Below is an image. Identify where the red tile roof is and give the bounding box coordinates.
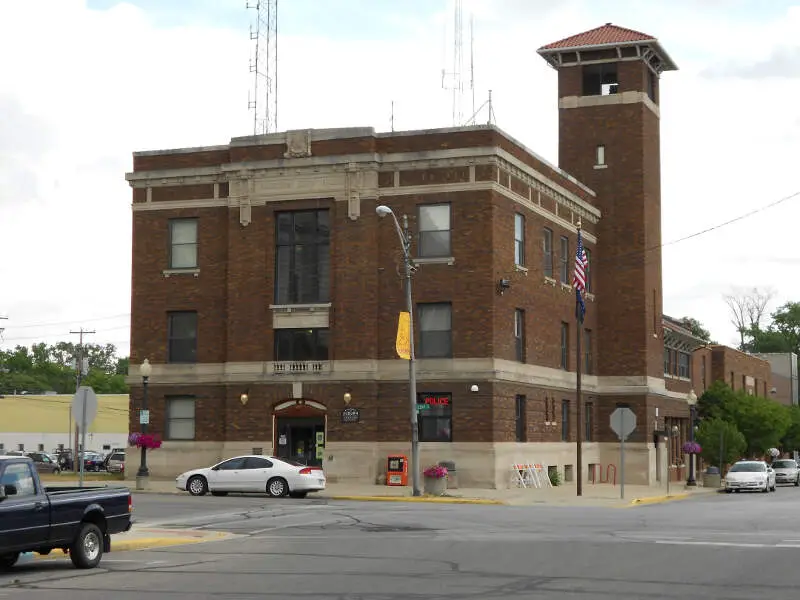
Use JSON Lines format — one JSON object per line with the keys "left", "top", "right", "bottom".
{"left": 538, "top": 23, "right": 655, "bottom": 51}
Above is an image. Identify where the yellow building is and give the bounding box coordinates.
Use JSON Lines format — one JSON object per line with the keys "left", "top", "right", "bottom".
{"left": 0, "top": 394, "right": 129, "bottom": 454}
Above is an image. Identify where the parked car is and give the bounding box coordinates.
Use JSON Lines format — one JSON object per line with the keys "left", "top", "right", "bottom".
{"left": 723, "top": 460, "right": 777, "bottom": 493}
{"left": 0, "top": 455, "right": 133, "bottom": 569}
{"left": 175, "top": 455, "right": 326, "bottom": 499}
{"left": 106, "top": 452, "right": 125, "bottom": 474}
{"left": 82, "top": 452, "right": 106, "bottom": 472}
{"left": 771, "top": 459, "right": 800, "bottom": 486}
{"left": 25, "top": 452, "right": 61, "bottom": 475}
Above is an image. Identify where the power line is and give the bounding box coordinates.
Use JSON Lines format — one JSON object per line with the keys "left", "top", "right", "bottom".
{"left": 0, "top": 325, "right": 129, "bottom": 343}
{"left": 1, "top": 313, "right": 129, "bottom": 330}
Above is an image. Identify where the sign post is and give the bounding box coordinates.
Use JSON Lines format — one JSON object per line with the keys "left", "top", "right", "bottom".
{"left": 610, "top": 406, "right": 637, "bottom": 500}
{"left": 70, "top": 386, "right": 98, "bottom": 488}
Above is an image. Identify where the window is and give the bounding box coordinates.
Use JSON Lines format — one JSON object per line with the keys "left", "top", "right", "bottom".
{"left": 514, "top": 213, "right": 525, "bottom": 266}
{"left": 584, "top": 248, "right": 592, "bottom": 293}
{"left": 244, "top": 457, "right": 274, "bottom": 469}
{"left": 560, "top": 322, "right": 569, "bottom": 370}
{"left": 275, "top": 209, "right": 330, "bottom": 304}
{"left": 275, "top": 329, "right": 329, "bottom": 362}
{"left": 17, "top": 444, "right": 23, "bottom": 451}
{"left": 168, "top": 311, "right": 197, "bottom": 363}
{"left": 582, "top": 63, "right": 618, "bottom": 96}
{"left": 559, "top": 236, "right": 569, "bottom": 284}
{"left": 542, "top": 228, "right": 553, "bottom": 277}
{"left": 418, "top": 204, "right": 451, "bottom": 258}
{"left": 0, "top": 462, "right": 36, "bottom": 497}
{"left": 561, "top": 400, "right": 570, "bottom": 441}
{"left": 647, "top": 69, "right": 657, "bottom": 103}
{"left": 166, "top": 396, "right": 195, "bottom": 440}
{"left": 514, "top": 309, "right": 526, "bottom": 362}
{"left": 168, "top": 218, "right": 198, "bottom": 269}
{"left": 215, "top": 457, "right": 247, "bottom": 470}
{"left": 515, "top": 395, "right": 527, "bottom": 442}
{"left": 663, "top": 348, "right": 670, "bottom": 375}
{"left": 595, "top": 145, "right": 605, "bottom": 166}
{"left": 584, "top": 329, "right": 592, "bottom": 374}
{"left": 678, "top": 352, "right": 690, "bottom": 379}
{"left": 585, "top": 402, "right": 594, "bottom": 442}
{"left": 418, "top": 303, "right": 452, "bottom": 358}
{"left": 417, "top": 393, "right": 452, "bottom": 442}
{"left": 37, "top": 444, "right": 44, "bottom": 452}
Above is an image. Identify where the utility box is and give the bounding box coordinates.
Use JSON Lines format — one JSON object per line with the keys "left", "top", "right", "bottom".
{"left": 386, "top": 455, "right": 408, "bottom": 486}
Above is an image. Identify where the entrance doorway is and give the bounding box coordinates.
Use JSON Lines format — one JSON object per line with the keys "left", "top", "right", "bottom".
{"left": 275, "top": 417, "right": 325, "bottom": 467}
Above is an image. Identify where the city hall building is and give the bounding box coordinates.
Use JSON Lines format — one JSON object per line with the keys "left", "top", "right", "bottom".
{"left": 125, "top": 24, "right": 758, "bottom": 488}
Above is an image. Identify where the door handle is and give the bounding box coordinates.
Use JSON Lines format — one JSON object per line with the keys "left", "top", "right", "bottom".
{"left": 34, "top": 502, "right": 45, "bottom": 511}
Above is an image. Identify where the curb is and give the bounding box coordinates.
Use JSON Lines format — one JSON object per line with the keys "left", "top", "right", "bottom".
{"left": 327, "top": 495, "right": 506, "bottom": 505}
{"left": 28, "top": 531, "right": 230, "bottom": 560}
{"left": 628, "top": 492, "right": 691, "bottom": 506}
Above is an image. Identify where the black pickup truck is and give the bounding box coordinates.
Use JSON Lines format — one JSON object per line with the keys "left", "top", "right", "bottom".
{"left": 0, "top": 455, "right": 133, "bottom": 570}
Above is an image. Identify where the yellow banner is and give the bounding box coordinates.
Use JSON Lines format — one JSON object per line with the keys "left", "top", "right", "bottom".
{"left": 396, "top": 311, "right": 411, "bottom": 360}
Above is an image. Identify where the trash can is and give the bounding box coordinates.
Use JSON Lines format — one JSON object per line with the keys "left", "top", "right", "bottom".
{"left": 438, "top": 460, "right": 458, "bottom": 489}
{"left": 386, "top": 455, "right": 408, "bottom": 486}
{"left": 702, "top": 466, "right": 721, "bottom": 488}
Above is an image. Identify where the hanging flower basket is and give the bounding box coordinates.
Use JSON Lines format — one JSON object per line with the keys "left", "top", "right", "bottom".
{"left": 129, "top": 433, "right": 163, "bottom": 450}
{"left": 682, "top": 441, "right": 702, "bottom": 455}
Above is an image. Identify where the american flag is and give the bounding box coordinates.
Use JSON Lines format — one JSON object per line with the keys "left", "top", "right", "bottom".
{"left": 573, "top": 228, "right": 588, "bottom": 322}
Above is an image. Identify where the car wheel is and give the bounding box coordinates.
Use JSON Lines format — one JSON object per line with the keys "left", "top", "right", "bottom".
{"left": 69, "top": 522, "right": 103, "bottom": 569}
{"left": 725, "top": 489, "right": 733, "bottom": 493}
{"left": 289, "top": 491, "right": 308, "bottom": 499}
{"left": 0, "top": 553, "right": 19, "bottom": 570}
{"left": 795, "top": 476, "right": 799, "bottom": 487}
{"left": 762, "top": 482, "right": 769, "bottom": 493}
{"left": 187, "top": 475, "right": 208, "bottom": 496}
{"left": 267, "top": 477, "right": 288, "bottom": 498}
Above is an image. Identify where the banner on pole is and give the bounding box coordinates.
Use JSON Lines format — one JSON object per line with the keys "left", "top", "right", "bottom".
{"left": 396, "top": 311, "right": 410, "bottom": 360}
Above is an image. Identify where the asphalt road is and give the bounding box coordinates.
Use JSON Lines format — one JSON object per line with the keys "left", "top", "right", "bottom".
{"left": 3, "top": 485, "right": 800, "bottom": 599}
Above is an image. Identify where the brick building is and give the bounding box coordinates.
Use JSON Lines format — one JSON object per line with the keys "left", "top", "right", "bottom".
{"left": 755, "top": 352, "right": 798, "bottom": 407}
{"left": 126, "top": 24, "right": 702, "bottom": 488}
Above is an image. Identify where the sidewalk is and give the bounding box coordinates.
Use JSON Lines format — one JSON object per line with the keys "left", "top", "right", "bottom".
{"left": 45, "top": 477, "right": 719, "bottom": 508}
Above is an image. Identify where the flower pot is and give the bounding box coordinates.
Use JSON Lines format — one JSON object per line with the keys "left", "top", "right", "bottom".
{"left": 424, "top": 476, "right": 447, "bottom": 496}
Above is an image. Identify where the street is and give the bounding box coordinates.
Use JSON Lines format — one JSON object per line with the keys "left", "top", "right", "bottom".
{"left": 2, "top": 488, "right": 800, "bottom": 599}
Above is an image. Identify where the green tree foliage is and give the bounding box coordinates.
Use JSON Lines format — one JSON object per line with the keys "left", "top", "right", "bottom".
{"left": 697, "top": 382, "right": 794, "bottom": 458}
{"left": 781, "top": 406, "right": 800, "bottom": 453}
{"left": 696, "top": 418, "right": 747, "bottom": 467}
{"left": 680, "top": 316, "right": 713, "bottom": 343}
{"left": 0, "top": 343, "right": 129, "bottom": 395}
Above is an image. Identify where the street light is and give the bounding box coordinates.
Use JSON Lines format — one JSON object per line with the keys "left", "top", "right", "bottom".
{"left": 376, "top": 204, "right": 421, "bottom": 497}
{"left": 686, "top": 389, "right": 698, "bottom": 487}
{"left": 137, "top": 358, "right": 152, "bottom": 482}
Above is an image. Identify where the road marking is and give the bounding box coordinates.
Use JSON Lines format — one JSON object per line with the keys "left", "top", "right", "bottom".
{"left": 654, "top": 539, "right": 800, "bottom": 549}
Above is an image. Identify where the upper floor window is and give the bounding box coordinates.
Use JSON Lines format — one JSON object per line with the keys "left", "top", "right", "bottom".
{"left": 595, "top": 145, "right": 606, "bottom": 166}
{"left": 543, "top": 228, "right": 553, "bottom": 278}
{"left": 514, "top": 213, "right": 525, "bottom": 267}
{"left": 515, "top": 395, "right": 527, "bottom": 443}
{"left": 678, "top": 352, "right": 690, "bottom": 379}
{"left": 275, "top": 210, "right": 330, "bottom": 305}
{"left": 418, "top": 303, "right": 452, "bottom": 358}
{"left": 584, "top": 248, "right": 592, "bottom": 293}
{"left": 560, "top": 322, "right": 569, "bottom": 370}
{"left": 418, "top": 204, "right": 451, "bottom": 258}
{"left": 514, "top": 309, "right": 526, "bottom": 362}
{"left": 561, "top": 399, "right": 570, "bottom": 441}
{"left": 275, "top": 328, "right": 329, "bottom": 362}
{"left": 169, "top": 218, "right": 198, "bottom": 269}
{"left": 559, "top": 236, "right": 569, "bottom": 284}
{"left": 168, "top": 311, "right": 197, "bottom": 363}
{"left": 165, "top": 396, "right": 196, "bottom": 440}
{"left": 582, "top": 63, "right": 618, "bottom": 96}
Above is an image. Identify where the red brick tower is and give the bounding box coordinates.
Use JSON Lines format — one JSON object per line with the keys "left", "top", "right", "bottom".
{"left": 538, "top": 24, "right": 678, "bottom": 381}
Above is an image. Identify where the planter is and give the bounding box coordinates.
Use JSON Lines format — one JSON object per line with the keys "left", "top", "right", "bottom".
{"left": 423, "top": 476, "right": 447, "bottom": 496}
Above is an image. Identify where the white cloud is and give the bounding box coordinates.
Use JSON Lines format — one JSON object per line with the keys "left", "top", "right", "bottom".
{"left": 0, "top": 0, "right": 797, "bottom": 354}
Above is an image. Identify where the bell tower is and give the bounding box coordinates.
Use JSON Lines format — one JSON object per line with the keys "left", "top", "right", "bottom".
{"left": 538, "top": 24, "right": 678, "bottom": 382}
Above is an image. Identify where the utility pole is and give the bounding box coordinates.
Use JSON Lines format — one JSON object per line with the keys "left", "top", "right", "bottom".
{"left": 70, "top": 328, "right": 95, "bottom": 464}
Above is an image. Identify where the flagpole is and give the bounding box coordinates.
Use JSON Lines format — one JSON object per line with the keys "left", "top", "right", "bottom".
{"left": 576, "top": 219, "right": 584, "bottom": 498}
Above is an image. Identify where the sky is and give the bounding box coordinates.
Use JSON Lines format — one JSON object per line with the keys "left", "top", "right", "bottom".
{"left": 0, "top": 0, "right": 798, "bottom": 355}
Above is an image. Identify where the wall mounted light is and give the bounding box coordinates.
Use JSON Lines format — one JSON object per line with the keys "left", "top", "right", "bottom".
{"left": 343, "top": 391, "right": 352, "bottom": 405}
{"left": 497, "top": 278, "right": 511, "bottom": 295}
{"left": 240, "top": 390, "right": 249, "bottom": 406}
{"left": 470, "top": 384, "right": 479, "bottom": 393}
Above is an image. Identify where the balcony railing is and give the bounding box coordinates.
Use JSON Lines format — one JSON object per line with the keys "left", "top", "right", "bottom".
{"left": 272, "top": 361, "right": 331, "bottom": 375}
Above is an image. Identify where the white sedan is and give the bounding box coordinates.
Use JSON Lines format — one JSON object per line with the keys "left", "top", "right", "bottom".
{"left": 772, "top": 459, "right": 800, "bottom": 486}
{"left": 176, "top": 455, "right": 326, "bottom": 499}
{"left": 723, "top": 460, "right": 776, "bottom": 493}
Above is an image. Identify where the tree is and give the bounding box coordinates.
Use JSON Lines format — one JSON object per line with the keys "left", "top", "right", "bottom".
{"left": 696, "top": 418, "right": 747, "bottom": 468}
{"left": 725, "top": 393, "right": 792, "bottom": 457}
{"left": 723, "top": 287, "right": 775, "bottom": 350}
{"left": 770, "top": 301, "right": 800, "bottom": 355}
{"left": 781, "top": 406, "right": 800, "bottom": 453}
{"left": 680, "top": 316, "right": 713, "bottom": 343}
{"left": 697, "top": 380, "right": 737, "bottom": 421}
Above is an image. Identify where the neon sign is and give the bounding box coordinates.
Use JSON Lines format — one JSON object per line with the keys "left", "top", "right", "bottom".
{"left": 417, "top": 394, "right": 451, "bottom": 407}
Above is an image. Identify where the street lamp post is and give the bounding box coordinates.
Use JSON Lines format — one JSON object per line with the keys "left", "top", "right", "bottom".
{"left": 376, "top": 204, "right": 421, "bottom": 497}
{"left": 137, "top": 358, "right": 152, "bottom": 484}
{"left": 686, "top": 389, "right": 698, "bottom": 487}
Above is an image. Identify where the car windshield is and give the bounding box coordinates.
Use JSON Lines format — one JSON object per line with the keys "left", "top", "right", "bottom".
{"left": 773, "top": 460, "right": 797, "bottom": 469}
{"left": 729, "top": 463, "right": 765, "bottom": 473}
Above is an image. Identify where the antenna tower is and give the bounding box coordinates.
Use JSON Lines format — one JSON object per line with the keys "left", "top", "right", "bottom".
{"left": 441, "top": 0, "right": 473, "bottom": 126}
{"left": 0, "top": 315, "right": 6, "bottom": 342}
{"left": 247, "top": 0, "right": 278, "bottom": 135}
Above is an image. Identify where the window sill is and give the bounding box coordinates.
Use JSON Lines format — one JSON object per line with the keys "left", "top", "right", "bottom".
{"left": 270, "top": 304, "right": 332, "bottom": 329}
{"left": 414, "top": 256, "right": 455, "bottom": 266}
{"left": 269, "top": 303, "right": 332, "bottom": 312}
{"left": 544, "top": 276, "right": 557, "bottom": 287}
{"left": 593, "top": 164, "right": 608, "bottom": 170}
{"left": 560, "top": 282, "right": 572, "bottom": 292}
{"left": 163, "top": 268, "right": 200, "bottom": 278}
{"left": 514, "top": 264, "right": 528, "bottom": 274}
